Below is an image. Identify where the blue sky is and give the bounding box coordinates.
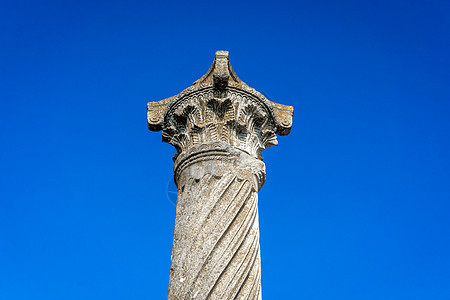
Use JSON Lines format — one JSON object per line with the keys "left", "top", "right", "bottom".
{"left": 1, "top": 0, "right": 449, "bottom": 299}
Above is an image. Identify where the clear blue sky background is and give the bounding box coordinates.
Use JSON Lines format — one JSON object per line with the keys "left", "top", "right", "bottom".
{"left": 1, "top": 0, "right": 449, "bottom": 299}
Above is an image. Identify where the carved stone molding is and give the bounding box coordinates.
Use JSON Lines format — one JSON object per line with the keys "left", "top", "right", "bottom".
{"left": 148, "top": 51, "right": 293, "bottom": 161}
{"left": 174, "top": 141, "right": 266, "bottom": 191}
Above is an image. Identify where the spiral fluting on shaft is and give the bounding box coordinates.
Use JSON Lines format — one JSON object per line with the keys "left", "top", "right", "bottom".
{"left": 168, "top": 143, "right": 264, "bottom": 300}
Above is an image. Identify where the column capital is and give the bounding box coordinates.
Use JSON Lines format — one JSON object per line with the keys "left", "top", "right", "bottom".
{"left": 147, "top": 51, "right": 293, "bottom": 160}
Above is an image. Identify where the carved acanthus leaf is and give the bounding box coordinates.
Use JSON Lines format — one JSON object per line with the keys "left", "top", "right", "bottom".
{"left": 147, "top": 51, "right": 293, "bottom": 160}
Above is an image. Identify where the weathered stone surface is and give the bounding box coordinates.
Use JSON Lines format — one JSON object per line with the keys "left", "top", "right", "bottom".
{"left": 147, "top": 51, "right": 293, "bottom": 299}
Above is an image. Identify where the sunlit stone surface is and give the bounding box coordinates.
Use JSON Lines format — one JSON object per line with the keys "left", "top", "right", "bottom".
{"left": 147, "top": 51, "right": 293, "bottom": 299}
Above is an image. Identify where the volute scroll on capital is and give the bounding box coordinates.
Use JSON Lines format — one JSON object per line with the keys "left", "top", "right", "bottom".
{"left": 147, "top": 51, "right": 293, "bottom": 160}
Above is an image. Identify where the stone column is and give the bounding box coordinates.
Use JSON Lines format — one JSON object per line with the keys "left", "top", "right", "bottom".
{"left": 147, "top": 51, "right": 293, "bottom": 299}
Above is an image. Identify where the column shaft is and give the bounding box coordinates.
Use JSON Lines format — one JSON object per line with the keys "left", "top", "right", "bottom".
{"left": 168, "top": 142, "right": 264, "bottom": 299}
